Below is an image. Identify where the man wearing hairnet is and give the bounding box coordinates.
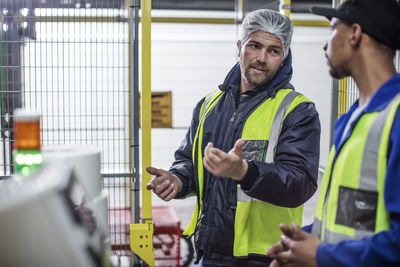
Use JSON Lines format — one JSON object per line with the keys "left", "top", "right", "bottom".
{"left": 146, "top": 9, "right": 320, "bottom": 266}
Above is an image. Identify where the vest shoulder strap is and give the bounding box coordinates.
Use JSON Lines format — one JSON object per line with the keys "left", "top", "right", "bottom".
{"left": 238, "top": 90, "right": 308, "bottom": 202}
{"left": 266, "top": 90, "right": 303, "bottom": 163}
{"left": 199, "top": 90, "right": 223, "bottom": 121}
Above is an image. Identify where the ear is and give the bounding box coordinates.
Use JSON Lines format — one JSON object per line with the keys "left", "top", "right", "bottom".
{"left": 350, "top": 23, "right": 362, "bottom": 47}
{"left": 237, "top": 40, "right": 242, "bottom": 57}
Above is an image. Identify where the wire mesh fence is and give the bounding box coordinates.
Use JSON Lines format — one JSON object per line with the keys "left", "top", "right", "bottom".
{"left": 0, "top": 2, "right": 237, "bottom": 265}
{"left": 0, "top": 0, "right": 132, "bottom": 257}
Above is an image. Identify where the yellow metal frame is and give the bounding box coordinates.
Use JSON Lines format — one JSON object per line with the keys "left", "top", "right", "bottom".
{"left": 283, "top": 0, "right": 291, "bottom": 17}
{"left": 141, "top": 0, "right": 152, "bottom": 225}
{"left": 292, "top": 20, "right": 329, "bottom": 27}
{"left": 129, "top": 0, "right": 154, "bottom": 266}
{"left": 141, "top": 0, "right": 151, "bottom": 226}
{"left": 130, "top": 223, "right": 154, "bottom": 266}
{"left": 152, "top": 17, "right": 234, "bottom": 24}
{"left": 338, "top": 77, "right": 349, "bottom": 118}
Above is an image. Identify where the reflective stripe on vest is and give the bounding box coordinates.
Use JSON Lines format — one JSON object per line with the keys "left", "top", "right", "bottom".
{"left": 312, "top": 94, "right": 400, "bottom": 243}
{"left": 234, "top": 89, "right": 311, "bottom": 256}
{"left": 183, "top": 90, "right": 223, "bottom": 236}
{"left": 236, "top": 90, "right": 300, "bottom": 203}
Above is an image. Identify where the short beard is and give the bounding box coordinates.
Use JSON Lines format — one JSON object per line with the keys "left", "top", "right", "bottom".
{"left": 327, "top": 58, "right": 351, "bottom": 79}
{"left": 244, "top": 67, "right": 277, "bottom": 88}
{"left": 329, "top": 67, "right": 351, "bottom": 80}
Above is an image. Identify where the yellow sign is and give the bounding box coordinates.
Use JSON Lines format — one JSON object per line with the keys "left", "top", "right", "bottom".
{"left": 139, "top": 91, "right": 172, "bottom": 128}
{"left": 151, "top": 91, "right": 172, "bottom": 128}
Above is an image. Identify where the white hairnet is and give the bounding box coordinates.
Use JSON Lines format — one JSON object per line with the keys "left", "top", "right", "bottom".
{"left": 240, "top": 9, "right": 293, "bottom": 58}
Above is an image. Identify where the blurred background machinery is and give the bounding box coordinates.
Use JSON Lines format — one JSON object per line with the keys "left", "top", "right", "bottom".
{"left": 0, "top": 159, "right": 111, "bottom": 267}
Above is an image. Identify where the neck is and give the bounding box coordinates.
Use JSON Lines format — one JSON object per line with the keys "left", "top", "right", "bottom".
{"left": 351, "top": 47, "right": 396, "bottom": 106}
{"left": 240, "top": 77, "right": 254, "bottom": 93}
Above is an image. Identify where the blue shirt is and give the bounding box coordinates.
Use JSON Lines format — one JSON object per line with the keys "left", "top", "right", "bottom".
{"left": 313, "top": 74, "right": 400, "bottom": 266}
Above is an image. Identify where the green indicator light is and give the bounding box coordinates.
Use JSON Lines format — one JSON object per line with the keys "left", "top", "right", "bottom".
{"left": 21, "top": 166, "right": 31, "bottom": 177}
{"left": 14, "top": 150, "right": 43, "bottom": 178}
{"left": 15, "top": 153, "right": 25, "bottom": 165}
{"left": 33, "top": 154, "right": 43, "bottom": 164}
{"left": 25, "top": 154, "right": 33, "bottom": 165}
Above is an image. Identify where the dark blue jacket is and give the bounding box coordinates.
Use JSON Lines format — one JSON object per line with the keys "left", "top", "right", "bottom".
{"left": 170, "top": 51, "right": 321, "bottom": 265}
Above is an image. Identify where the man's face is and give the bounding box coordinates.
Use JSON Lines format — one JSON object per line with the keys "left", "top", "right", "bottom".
{"left": 323, "top": 18, "right": 352, "bottom": 79}
{"left": 238, "top": 31, "right": 284, "bottom": 92}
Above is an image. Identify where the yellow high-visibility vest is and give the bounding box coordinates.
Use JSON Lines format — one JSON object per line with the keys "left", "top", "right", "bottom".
{"left": 312, "top": 94, "right": 400, "bottom": 243}
{"left": 184, "top": 88, "right": 311, "bottom": 257}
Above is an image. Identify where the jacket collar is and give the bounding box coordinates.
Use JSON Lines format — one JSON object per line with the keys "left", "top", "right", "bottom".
{"left": 364, "top": 73, "right": 400, "bottom": 112}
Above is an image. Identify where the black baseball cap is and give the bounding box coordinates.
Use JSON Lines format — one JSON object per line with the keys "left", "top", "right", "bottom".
{"left": 310, "top": 0, "right": 400, "bottom": 50}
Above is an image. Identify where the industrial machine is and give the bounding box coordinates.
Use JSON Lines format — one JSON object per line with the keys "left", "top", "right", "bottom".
{"left": 0, "top": 160, "right": 112, "bottom": 267}
{"left": 42, "top": 145, "right": 110, "bottom": 249}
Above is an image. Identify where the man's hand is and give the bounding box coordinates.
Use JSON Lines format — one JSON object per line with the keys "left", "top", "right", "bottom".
{"left": 203, "top": 139, "right": 248, "bottom": 182}
{"left": 146, "top": 166, "right": 182, "bottom": 201}
{"left": 267, "top": 222, "right": 321, "bottom": 267}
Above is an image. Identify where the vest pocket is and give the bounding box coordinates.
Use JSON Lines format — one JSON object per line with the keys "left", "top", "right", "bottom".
{"left": 242, "top": 140, "right": 268, "bottom": 161}
{"left": 335, "top": 186, "right": 377, "bottom": 231}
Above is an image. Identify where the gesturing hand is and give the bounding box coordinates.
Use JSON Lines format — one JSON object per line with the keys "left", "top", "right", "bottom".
{"left": 203, "top": 138, "right": 248, "bottom": 182}
{"left": 146, "top": 166, "right": 182, "bottom": 201}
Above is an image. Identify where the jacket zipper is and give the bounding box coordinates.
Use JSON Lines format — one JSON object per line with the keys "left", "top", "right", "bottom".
{"left": 229, "top": 111, "right": 237, "bottom": 122}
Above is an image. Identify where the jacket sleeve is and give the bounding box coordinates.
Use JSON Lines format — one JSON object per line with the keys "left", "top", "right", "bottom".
{"left": 169, "top": 98, "right": 205, "bottom": 199}
{"left": 315, "top": 108, "right": 400, "bottom": 267}
{"left": 239, "top": 101, "right": 321, "bottom": 208}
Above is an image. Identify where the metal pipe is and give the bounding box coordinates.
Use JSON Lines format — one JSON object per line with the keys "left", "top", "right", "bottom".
{"left": 129, "top": 0, "right": 140, "bottom": 225}
{"left": 129, "top": 0, "right": 142, "bottom": 265}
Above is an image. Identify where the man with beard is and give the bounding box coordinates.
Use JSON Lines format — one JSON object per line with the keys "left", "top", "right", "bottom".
{"left": 146, "top": 9, "right": 320, "bottom": 267}
{"left": 267, "top": 0, "right": 400, "bottom": 266}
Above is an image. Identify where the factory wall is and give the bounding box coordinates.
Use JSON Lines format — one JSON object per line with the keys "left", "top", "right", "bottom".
{"left": 149, "top": 22, "right": 332, "bottom": 173}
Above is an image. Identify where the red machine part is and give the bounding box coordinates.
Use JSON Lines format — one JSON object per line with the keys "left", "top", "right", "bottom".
{"left": 109, "top": 206, "right": 181, "bottom": 267}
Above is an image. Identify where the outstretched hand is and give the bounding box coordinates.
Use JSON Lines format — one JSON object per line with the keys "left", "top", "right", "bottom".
{"left": 146, "top": 166, "right": 182, "bottom": 201}
{"left": 267, "top": 222, "right": 321, "bottom": 267}
{"left": 203, "top": 138, "right": 248, "bottom": 181}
